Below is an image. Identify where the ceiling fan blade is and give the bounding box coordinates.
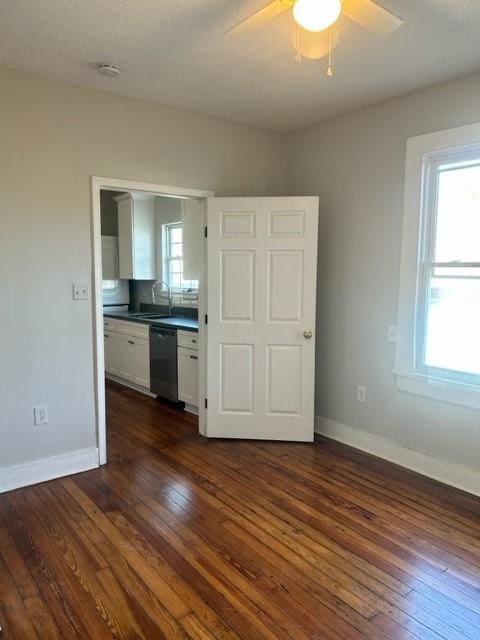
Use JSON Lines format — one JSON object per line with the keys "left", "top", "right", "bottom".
{"left": 226, "top": 0, "right": 293, "bottom": 35}
{"left": 342, "top": 0, "right": 403, "bottom": 36}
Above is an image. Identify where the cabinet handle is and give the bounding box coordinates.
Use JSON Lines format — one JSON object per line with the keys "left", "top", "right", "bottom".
{"left": 129, "top": 340, "right": 134, "bottom": 345}
{"left": 190, "top": 355, "right": 198, "bottom": 360}
{"left": 104, "top": 335, "right": 109, "bottom": 339}
{"left": 192, "top": 339, "right": 197, "bottom": 343}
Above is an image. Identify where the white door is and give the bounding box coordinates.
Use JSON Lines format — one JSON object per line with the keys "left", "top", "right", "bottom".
{"left": 206, "top": 197, "right": 318, "bottom": 441}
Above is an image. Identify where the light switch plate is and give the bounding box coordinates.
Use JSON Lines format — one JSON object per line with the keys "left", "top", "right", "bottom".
{"left": 388, "top": 325, "right": 397, "bottom": 343}
{"left": 73, "top": 283, "right": 90, "bottom": 300}
{"left": 34, "top": 405, "right": 48, "bottom": 425}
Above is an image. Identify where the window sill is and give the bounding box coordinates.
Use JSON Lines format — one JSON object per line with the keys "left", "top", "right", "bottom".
{"left": 393, "top": 369, "right": 480, "bottom": 410}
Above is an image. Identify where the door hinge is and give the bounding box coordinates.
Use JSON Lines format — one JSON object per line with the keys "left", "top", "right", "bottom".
{"left": 205, "top": 314, "right": 208, "bottom": 325}
{"left": 204, "top": 226, "right": 208, "bottom": 238}
{"left": 204, "top": 398, "right": 208, "bottom": 409}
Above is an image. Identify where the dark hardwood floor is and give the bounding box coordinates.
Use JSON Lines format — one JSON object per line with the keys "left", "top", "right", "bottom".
{"left": 1, "top": 382, "right": 480, "bottom": 639}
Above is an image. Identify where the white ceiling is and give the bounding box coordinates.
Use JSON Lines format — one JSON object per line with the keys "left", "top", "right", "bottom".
{"left": 1, "top": 1, "right": 480, "bottom": 132}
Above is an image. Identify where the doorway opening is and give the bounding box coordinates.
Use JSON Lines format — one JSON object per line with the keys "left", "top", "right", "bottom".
{"left": 91, "top": 177, "right": 214, "bottom": 465}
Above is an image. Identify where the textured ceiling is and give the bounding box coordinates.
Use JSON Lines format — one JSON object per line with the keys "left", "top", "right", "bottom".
{"left": 1, "top": 0, "right": 480, "bottom": 132}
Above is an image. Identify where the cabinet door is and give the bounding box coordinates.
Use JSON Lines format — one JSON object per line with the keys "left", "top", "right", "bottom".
{"left": 118, "top": 199, "right": 134, "bottom": 279}
{"left": 116, "top": 334, "right": 134, "bottom": 381}
{"left": 131, "top": 337, "right": 150, "bottom": 389}
{"left": 104, "top": 333, "right": 112, "bottom": 373}
{"left": 132, "top": 197, "right": 156, "bottom": 279}
{"left": 178, "top": 347, "right": 199, "bottom": 406}
{"left": 101, "top": 236, "right": 119, "bottom": 280}
{"left": 105, "top": 332, "right": 120, "bottom": 376}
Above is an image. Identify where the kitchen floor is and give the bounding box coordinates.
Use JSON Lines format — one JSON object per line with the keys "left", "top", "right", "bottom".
{"left": 0, "top": 382, "right": 479, "bottom": 639}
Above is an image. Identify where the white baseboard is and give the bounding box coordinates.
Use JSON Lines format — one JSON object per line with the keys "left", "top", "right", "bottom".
{"left": 315, "top": 417, "right": 480, "bottom": 498}
{"left": 184, "top": 403, "right": 199, "bottom": 416}
{"left": 106, "top": 374, "right": 156, "bottom": 397}
{"left": 0, "top": 447, "right": 99, "bottom": 494}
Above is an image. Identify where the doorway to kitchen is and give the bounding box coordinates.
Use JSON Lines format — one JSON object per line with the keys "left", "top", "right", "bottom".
{"left": 91, "top": 176, "right": 214, "bottom": 465}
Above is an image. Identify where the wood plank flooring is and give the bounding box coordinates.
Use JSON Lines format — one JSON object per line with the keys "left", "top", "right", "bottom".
{"left": 1, "top": 381, "right": 479, "bottom": 639}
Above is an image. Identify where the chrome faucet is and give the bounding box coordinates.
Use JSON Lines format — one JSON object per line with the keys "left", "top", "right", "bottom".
{"left": 151, "top": 280, "right": 173, "bottom": 316}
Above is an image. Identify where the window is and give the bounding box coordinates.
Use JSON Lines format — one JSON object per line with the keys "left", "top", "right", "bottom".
{"left": 420, "top": 160, "right": 480, "bottom": 381}
{"left": 163, "top": 222, "right": 199, "bottom": 292}
{"left": 395, "top": 123, "right": 480, "bottom": 409}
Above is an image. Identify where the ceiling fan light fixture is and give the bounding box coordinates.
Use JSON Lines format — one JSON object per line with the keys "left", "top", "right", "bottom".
{"left": 293, "top": 0, "right": 342, "bottom": 32}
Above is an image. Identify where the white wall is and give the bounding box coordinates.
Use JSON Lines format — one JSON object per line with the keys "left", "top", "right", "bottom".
{"left": 2, "top": 63, "right": 479, "bottom": 493}
{"left": 0, "top": 67, "right": 286, "bottom": 474}
{"left": 287, "top": 72, "right": 480, "bottom": 479}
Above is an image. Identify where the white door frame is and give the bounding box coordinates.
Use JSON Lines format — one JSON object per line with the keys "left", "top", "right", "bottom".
{"left": 91, "top": 176, "right": 214, "bottom": 465}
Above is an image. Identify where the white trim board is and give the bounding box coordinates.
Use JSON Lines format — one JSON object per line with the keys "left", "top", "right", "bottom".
{"left": 315, "top": 417, "right": 480, "bottom": 498}
{"left": 0, "top": 448, "right": 99, "bottom": 494}
{"left": 91, "top": 176, "right": 214, "bottom": 466}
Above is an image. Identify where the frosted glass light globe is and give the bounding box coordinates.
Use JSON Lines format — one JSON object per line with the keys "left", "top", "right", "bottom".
{"left": 293, "top": 0, "right": 342, "bottom": 32}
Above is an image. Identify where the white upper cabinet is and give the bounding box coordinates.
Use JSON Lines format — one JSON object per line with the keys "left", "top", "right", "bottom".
{"left": 182, "top": 199, "right": 203, "bottom": 281}
{"left": 116, "top": 193, "right": 156, "bottom": 280}
{"left": 101, "top": 236, "right": 119, "bottom": 280}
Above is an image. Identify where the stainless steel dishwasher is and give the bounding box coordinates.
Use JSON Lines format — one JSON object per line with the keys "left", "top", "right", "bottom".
{"left": 149, "top": 326, "right": 178, "bottom": 401}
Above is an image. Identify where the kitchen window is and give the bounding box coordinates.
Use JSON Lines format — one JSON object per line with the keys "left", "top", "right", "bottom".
{"left": 163, "top": 222, "right": 199, "bottom": 292}
{"left": 395, "top": 123, "right": 480, "bottom": 409}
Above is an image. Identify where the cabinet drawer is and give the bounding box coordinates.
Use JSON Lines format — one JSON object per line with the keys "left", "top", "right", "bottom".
{"left": 177, "top": 330, "right": 199, "bottom": 350}
{"left": 104, "top": 318, "right": 118, "bottom": 332}
{"left": 116, "top": 320, "right": 150, "bottom": 339}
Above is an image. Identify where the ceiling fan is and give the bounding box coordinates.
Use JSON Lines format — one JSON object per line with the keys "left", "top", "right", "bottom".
{"left": 227, "top": 0, "right": 403, "bottom": 69}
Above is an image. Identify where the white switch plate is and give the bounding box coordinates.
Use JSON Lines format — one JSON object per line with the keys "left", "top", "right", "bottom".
{"left": 73, "top": 283, "right": 89, "bottom": 300}
{"left": 357, "top": 386, "right": 367, "bottom": 403}
{"left": 388, "top": 325, "right": 397, "bottom": 343}
{"left": 34, "top": 405, "right": 48, "bottom": 425}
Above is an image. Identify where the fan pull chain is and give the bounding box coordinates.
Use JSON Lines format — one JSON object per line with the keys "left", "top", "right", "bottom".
{"left": 326, "top": 25, "right": 334, "bottom": 77}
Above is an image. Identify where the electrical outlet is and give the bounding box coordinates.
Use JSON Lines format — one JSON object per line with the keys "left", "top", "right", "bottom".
{"left": 357, "top": 386, "right": 367, "bottom": 403}
{"left": 34, "top": 405, "right": 48, "bottom": 425}
{"left": 73, "top": 283, "right": 89, "bottom": 300}
{"left": 388, "top": 325, "right": 397, "bottom": 343}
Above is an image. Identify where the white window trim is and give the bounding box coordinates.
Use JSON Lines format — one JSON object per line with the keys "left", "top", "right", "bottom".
{"left": 395, "top": 121, "right": 480, "bottom": 411}
{"left": 162, "top": 221, "right": 199, "bottom": 295}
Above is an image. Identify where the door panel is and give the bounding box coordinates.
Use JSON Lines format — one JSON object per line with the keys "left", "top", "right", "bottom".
{"left": 267, "top": 345, "right": 302, "bottom": 415}
{"left": 207, "top": 196, "right": 318, "bottom": 441}
{"left": 220, "top": 251, "right": 255, "bottom": 322}
{"left": 267, "top": 251, "right": 304, "bottom": 322}
{"left": 220, "top": 344, "right": 254, "bottom": 414}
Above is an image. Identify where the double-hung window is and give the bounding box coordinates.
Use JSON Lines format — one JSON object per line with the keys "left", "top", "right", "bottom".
{"left": 163, "top": 222, "right": 199, "bottom": 292}
{"left": 395, "top": 123, "right": 480, "bottom": 409}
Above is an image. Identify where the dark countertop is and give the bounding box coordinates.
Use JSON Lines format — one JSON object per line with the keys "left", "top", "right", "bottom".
{"left": 104, "top": 311, "right": 198, "bottom": 332}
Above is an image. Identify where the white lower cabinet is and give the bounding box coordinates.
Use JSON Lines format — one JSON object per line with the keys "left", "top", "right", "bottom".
{"left": 131, "top": 337, "right": 150, "bottom": 388}
{"left": 104, "top": 331, "right": 119, "bottom": 376}
{"left": 177, "top": 330, "right": 199, "bottom": 412}
{"left": 178, "top": 347, "right": 199, "bottom": 406}
{"left": 104, "top": 319, "right": 150, "bottom": 391}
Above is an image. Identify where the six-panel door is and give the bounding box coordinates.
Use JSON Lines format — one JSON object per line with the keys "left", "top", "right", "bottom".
{"left": 207, "top": 197, "right": 319, "bottom": 441}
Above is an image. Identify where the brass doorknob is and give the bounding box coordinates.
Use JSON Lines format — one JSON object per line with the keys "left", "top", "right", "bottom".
{"left": 303, "top": 329, "right": 313, "bottom": 339}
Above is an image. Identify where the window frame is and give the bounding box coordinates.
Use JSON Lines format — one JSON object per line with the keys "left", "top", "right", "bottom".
{"left": 162, "top": 221, "right": 199, "bottom": 293}
{"left": 394, "top": 123, "right": 480, "bottom": 410}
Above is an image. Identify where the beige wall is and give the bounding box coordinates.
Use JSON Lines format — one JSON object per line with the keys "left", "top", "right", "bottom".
{"left": 287, "top": 72, "right": 480, "bottom": 473}
{"left": 0, "top": 67, "right": 286, "bottom": 470}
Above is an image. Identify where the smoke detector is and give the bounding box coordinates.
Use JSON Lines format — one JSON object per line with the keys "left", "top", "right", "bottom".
{"left": 97, "top": 63, "right": 121, "bottom": 78}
